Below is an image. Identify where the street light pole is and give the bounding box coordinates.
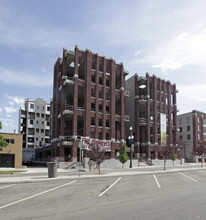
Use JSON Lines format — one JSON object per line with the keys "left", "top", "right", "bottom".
{"left": 128, "top": 126, "right": 134, "bottom": 168}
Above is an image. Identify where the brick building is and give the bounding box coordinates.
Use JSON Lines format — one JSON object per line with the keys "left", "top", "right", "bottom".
{"left": 126, "top": 73, "right": 178, "bottom": 159}
{"left": 0, "top": 132, "right": 23, "bottom": 168}
{"left": 178, "top": 110, "right": 206, "bottom": 162}
{"left": 37, "top": 46, "right": 129, "bottom": 162}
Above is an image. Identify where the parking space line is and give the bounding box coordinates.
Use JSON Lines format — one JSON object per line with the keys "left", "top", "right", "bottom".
{"left": 0, "top": 180, "right": 77, "bottom": 210}
{"left": 179, "top": 172, "right": 198, "bottom": 182}
{"left": 0, "top": 184, "right": 16, "bottom": 190}
{"left": 153, "top": 175, "right": 161, "bottom": 188}
{"left": 99, "top": 177, "right": 122, "bottom": 197}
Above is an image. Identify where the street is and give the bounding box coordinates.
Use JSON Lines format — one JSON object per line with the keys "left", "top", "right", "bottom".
{"left": 1, "top": 170, "right": 206, "bottom": 220}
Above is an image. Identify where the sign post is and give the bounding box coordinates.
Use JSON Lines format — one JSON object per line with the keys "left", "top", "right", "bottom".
{"left": 78, "top": 141, "right": 82, "bottom": 177}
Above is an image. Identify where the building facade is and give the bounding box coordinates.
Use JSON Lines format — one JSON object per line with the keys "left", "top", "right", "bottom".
{"left": 37, "top": 46, "right": 129, "bottom": 162}
{"left": 126, "top": 73, "right": 178, "bottom": 159}
{"left": 178, "top": 110, "right": 206, "bottom": 161}
{"left": 19, "top": 98, "right": 50, "bottom": 149}
{"left": 0, "top": 132, "right": 23, "bottom": 168}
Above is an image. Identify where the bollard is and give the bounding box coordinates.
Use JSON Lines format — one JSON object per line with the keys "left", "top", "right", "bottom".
{"left": 47, "top": 162, "right": 58, "bottom": 178}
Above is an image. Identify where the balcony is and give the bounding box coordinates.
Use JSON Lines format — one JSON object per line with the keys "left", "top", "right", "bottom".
{"left": 124, "top": 90, "right": 130, "bottom": 97}
{"left": 139, "top": 118, "right": 147, "bottom": 126}
{"left": 124, "top": 115, "right": 130, "bottom": 122}
{"left": 62, "top": 105, "right": 74, "bottom": 115}
{"left": 62, "top": 136, "right": 73, "bottom": 146}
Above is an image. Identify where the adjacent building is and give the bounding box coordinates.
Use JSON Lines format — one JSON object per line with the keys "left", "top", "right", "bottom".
{"left": 126, "top": 73, "right": 178, "bottom": 159}
{"left": 178, "top": 110, "right": 206, "bottom": 161}
{"left": 37, "top": 46, "right": 130, "bottom": 162}
{"left": 0, "top": 132, "right": 23, "bottom": 168}
{"left": 19, "top": 98, "right": 51, "bottom": 149}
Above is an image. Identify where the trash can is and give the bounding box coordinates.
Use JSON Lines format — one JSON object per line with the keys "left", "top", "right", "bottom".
{"left": 47, "top": 162, "right": 58, "bottom": 178}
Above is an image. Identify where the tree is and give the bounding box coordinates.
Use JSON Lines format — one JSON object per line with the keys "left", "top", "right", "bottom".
{"left": 153, "top": 145, "right": 179, "bottom": 170}
{"left": 119, "top": 144, "right": 128, "bottom": 168}
{"left": 0, "top": 121, "right": 8, "bottom": 151}
{"left": 171, "top": 153, "right": 177, "bottom": 166}
{"left": 192, "top": 144, "right": 206, "bottom": 167}
{"left": 89, "top": 143, "right": 106, "bottom": 174}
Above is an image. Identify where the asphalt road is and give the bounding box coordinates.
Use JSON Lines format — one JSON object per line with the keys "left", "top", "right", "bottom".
{"left": 1, "top": 170, "right": 206, "bottom": 220}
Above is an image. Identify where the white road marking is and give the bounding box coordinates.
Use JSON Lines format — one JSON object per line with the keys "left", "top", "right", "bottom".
{"left": 0, "top": 180, "right": 77, "bottom": 210}
{"left": 153, "top": 175, "right": 161, "bottom": 188}
{"left": 0, "top": 184, "right": 16, "bottom": 190}
{"left": 179, "top": 172, "right": 198, "bottom": 182}
{"left": 99, "top": 177, "right": 122, "bottom": 197}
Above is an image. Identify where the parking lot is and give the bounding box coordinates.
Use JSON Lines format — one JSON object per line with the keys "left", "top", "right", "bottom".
{"left": 1, "top": 170, "right": 206, "bottom": 220}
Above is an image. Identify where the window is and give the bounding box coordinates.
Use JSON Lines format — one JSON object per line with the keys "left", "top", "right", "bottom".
{"left": 99, "top": 77, "right": 103, "bottom": 86}
{"left": 98, "top": 132, "right": 102, "bottom": 140}
{"left": 36, "top": 120, "right": 39, "bottom": 124}
{"left": 47, "top": 106, "right": 50, "bottom": 111}
{"left": 36, "top": 137, "right": 38, "bottom": 141}
{"left": 179, "top": 127, "right": 182, "bottom": 132}
{"left": 4, "top": 139, "right": 15, "bottom": 144}
{"left": 30, "top": 103, "right": 34, "bottom": 109}
{"left": 91, "top": 103, "right": 96, "bottom": 111}
{"left": 198, "top": 133, "right": 200, "bottom": 139}
{"left": 186, "top": 117, "right": 190, "bottom": 124}
{"left": 106, "top": 92, "right": 110, "bottom": 101}
{"left": 179, "top": 135, "right": 183, "bottom": 140}
{"left": 99, "top": 63, "right": 103, "bottom": 72}
{"left": 99, "top": 90, "right": 103, "bottom": 99}
{"left": 106, "top": 119, "right": 110, "bottom": 128}
{"left": 91, "top": 75, "right": 96, "bottom": 83}
{"left": 41, "top": 113, "right": 44, "bottom": 118}
{"left": 42, "top": 121, "right": 44, "bottom": 125}
{"left": 187, "top": 126, "right": 190, "bottom": 131}
{"left": 36, "top": 128, "right": 39, "bottom": 133}
{"left": 91, "top": 88, "right": 96, "bottom": 98}
{"left": 47, "top": 121, "right": 50, "bottom": 126}
{"left": 92, "top": 60, "right": 96, "bottom": 70}
{"left": 98, "top": 118, "right": 103, "bottom": 127}
{"left": 106, "top": 106, "right": 110, "bottom": 114}
{"left": 91, "top": 131, "right": 95, "bottom": 138}
{"left": 28, "top": 137, "right": 34, "bottom": 143}
{"left": 41, "top": 129, "right": 44, "bottom": 133}
{"left": 106, "top": 133, "right": 110, "bottom": 140}
{"left": 91, "top": 117, "right": 95, "bottom": 126}
{"left": 187, "top": 134, "right": 191, "bottom": 140}
{"left": 42, "top": 107, "right": 45, "bottom": 110}
{"left": 99, "top": 104, "right": 103, "bottom": 113}
{"left": 106, "top": 79, "right": 110, "bottom": 87}
{"left": 30, "top": 120, "right": 34, "bottom": 125}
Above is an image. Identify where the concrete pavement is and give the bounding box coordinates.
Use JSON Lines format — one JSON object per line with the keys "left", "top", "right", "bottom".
{"left": 0, "top": 163, "right": 206, "bottom": 184}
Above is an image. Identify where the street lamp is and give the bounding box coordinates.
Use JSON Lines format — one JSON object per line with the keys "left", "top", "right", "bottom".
{"left": 128, "top": 126, "right": 134, "bottom": 168}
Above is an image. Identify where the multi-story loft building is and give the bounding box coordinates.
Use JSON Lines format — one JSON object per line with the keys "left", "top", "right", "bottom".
{"left": 126, "top": 73, "right": 178, "bottom": 159}
{"left": 178, "top": 110, "right": 206, "bottom": 162}
{"left": 37, "top": 46, "right": 130, "bottom": 162}
{"left": 19, "top": 98, "right": 51, "bottom": 149}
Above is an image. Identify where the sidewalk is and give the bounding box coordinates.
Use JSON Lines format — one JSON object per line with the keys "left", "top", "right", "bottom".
{"left": 0, "top": 164, "right": 206, "bottom": 184}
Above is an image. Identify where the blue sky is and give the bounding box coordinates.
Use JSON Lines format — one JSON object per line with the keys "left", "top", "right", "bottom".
{"left": 1, "top": 0, "right": 206, "bottom": 133}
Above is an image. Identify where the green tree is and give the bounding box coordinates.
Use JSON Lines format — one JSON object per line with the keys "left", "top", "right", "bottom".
{"left": 171, "top": 153, "right": 177, "bottom": 166}
{"left": 0, "top": 121, "right": 8, "bottom": 151}
{"left": 119, "top": 144, "right": 128, "bottom": 168}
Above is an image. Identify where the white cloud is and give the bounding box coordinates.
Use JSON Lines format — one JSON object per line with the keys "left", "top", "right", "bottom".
{"left": 4, "top": 106, "right": 17, "bottom": 114}
{"left": 0, "top": 66, "right": 52, "bottom": 87}
{"left": 0, "top": 118, "right": 15, "bottom": 129}
{"left": 0, "top": 107, "right": 2, "bottom": 113}
{"left": 6, "top": 95, "right": 25, "bottom": 105}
